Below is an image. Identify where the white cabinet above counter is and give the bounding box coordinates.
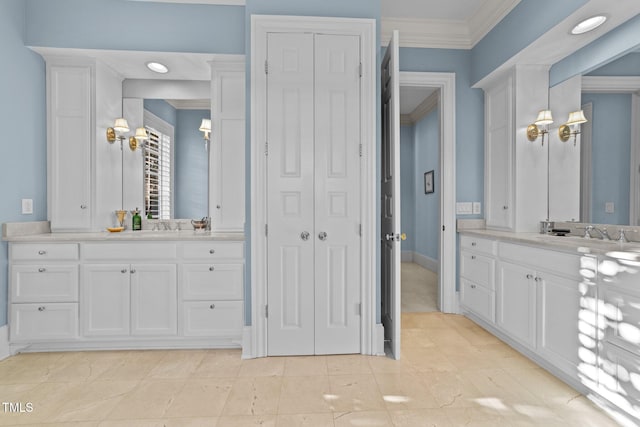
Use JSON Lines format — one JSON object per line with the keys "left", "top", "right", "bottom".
{"left": 5, "top": 231, "right": 245, "bottom": 354}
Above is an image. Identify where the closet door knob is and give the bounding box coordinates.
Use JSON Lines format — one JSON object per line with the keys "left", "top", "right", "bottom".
{"left": 300, "top": 231, "right": 310, "bottom": 241}
{"left": 318, "top": 231, "right": 327, "bottom": 241}
{"left": 80, "top": 205, "right": 87, "bottom": 209}
{"left": 38, "top": 268, "right": 46, "bottom": 273}
{"left": 209, "top": 266, "right": 215, "bottom": 271}
{"left": 38, "top": 306, "right": 46, "bottom": 312}
{"left": 210, "top": 304, "right": 216, "bottom": 309}
{"left": 209, "top": 249, "right": 216, "bottom": 254}
{"left": 121, "top": 269, "right": 128, "bottom": 274}
{"left": 38, "top": 250, "right": 46, "bottom": 255}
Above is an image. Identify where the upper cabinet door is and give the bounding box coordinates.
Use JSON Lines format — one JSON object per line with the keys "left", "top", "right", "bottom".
{"left": 48, "top": 62, "right": 94, "bottom": 231}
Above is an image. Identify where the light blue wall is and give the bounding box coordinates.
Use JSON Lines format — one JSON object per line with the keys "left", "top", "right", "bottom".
{"left": 25, "top": 0, "right": 244, "bottom": 54}
{"left": 587, "top": 52, "right": 640, "bottom": 76}
{"left": 414, "top": 109, "right": 440, "bottom": 261}
{"left": 471, "top": 0, "right": 588, "bottom": 85}
{"left": 400, "top": 125, "right": 415, "bottom": 253}
{"left": 550, "top": 14, "right": 640, "bottom": 86}
{"left": 144, "top": 99, "right": 177, "bottom": 127}
{"left": 582, "top": 93, "right": 632, "bottom": 225}
{"left": 399, "top": 48, "right": 484, "bottom": 217}
{"left": 0, "top": 1, "right": 47, "bottom": 327}
{"left": 175, "top": 110, "right": 210, "bottom": 219}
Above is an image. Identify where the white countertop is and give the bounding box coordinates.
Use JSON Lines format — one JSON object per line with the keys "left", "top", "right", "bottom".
{"left": 3, "top": 230, "right": 245, "bottom": 243}
{"left": 458, "top": 228, "right": 640, "bottom": 255}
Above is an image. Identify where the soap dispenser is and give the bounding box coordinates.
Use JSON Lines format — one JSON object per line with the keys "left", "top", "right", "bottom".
{"left": 132, "top": 208, "right": 142, "bottom": 231}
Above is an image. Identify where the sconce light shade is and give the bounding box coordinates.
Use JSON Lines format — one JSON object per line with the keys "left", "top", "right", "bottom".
{"left": 134, "top": 127, "right": 148, "bottom": 141}
{"left": 534, "top": 110, "right": 554, "bottom": 126}
{"left": 113, "top": 118, "right": 130, "bottom": 133}
{"left": 566, "top": 110, "right": 587, "bottom": 126}
{"left": 128, "top": 127, "right": 148, "bottom": 151}
{"left": 199, "top": 119, "right": 211, "bottom": 133}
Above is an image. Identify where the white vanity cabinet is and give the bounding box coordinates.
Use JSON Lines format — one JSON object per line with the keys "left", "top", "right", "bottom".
{"left": 496, "top": 260, "right": 537, "bottom": 349}
{"left": 459, "top": 235, "right": 496, "bottom": 323}
{"left": 180, "top": 242, "right": 244, "bottom": 338}
{"left": 9, "top": 243, "right": 80, "bottom": 342}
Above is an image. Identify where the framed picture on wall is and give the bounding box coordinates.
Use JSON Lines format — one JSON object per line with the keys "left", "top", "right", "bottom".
{"left": 424, "top": 170, "right": 434, "bottom": 194}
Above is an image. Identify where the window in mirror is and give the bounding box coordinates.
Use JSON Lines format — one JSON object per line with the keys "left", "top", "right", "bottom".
{"left": 143, "top": 111, "right": 174, "bottom": 220}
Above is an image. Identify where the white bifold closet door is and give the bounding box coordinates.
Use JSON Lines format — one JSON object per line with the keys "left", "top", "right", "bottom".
{"left": 266, "top": 32, "right": 361, "bottom": 356}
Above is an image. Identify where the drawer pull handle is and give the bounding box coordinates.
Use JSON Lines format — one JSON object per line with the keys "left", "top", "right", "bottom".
{"left": 209, "top": 249, "right": 216, "bottom": 254}
{"left": 80, "top": 205, "right": 87, "bottom": 209}
{"left": 526, "top": 274, "right": 533, "bottom": 279}
{"left": 535, "top": 276, "right": 541, "bottom": 282}
{"left": 38, "top": 268, "right": 46, "bottom": 273}
{"left": 210, "top": 304, "right": 216, "bottom": 309}
{"left": 38, "top": 306, "right": 45, "bottom": 312}
{"left": 209, "top": 266, "right": 215, "bottom": 271}
{"left": 470, "top": 284, "right": 476, "bottom": 289}
{"left": 471, "top": 242, "right": 476, "bottom": 246}
{"left": 131, "top": 269, "right": 136, "bottom": 274}
{"left": 471, "top": 255, "right": 476, "bottom": 260}
{"left": 503, "top": 206, "right": 508, "bottom": 210}
{"left": 38, "top": 250, "right": 46, "bottom": 255}
{"left": 121, "top": 269, "right": 128, "bottom": 274}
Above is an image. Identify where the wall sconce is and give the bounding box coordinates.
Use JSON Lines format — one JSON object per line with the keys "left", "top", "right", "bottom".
{"left": 106, "top": 118, "right": 146, "bottom": 152}
{"left": 558, "top": 110, "right": 587, "bottom": 146}
{"left": 128, "top": 127, "right": 149, "bottom": 151}
{"left": 527, "top": 110, "right": 554, "bottom": 146}
{"left": 199, "top": 118, "right": 211, "bottom": 141}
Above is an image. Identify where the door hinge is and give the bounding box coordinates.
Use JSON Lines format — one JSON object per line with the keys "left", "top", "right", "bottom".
{"left": 359, "top": 144, "right": 363, "bottom": 157}
{"left": 356, "top": 303, "right": 361, "bottom": 316}
{"left": 359, "top": 223, "right": 362, "bottom": 237}
{"left": 265, "top": 60, "right": 268, "bottom": 75}
{"left": 265, "top": 224, "right": 268, "bottom": 237}
{"left": 265, "top": 141, "right": 268, "bottom": 156}
{"left": 265, "top": 304, "right": 269, "bottom": 318}
{"left": 442, "top": 225, "right": 445, "bottom": 232}
{"left": 359, "top": 62, "right": 362, "bottom": 78}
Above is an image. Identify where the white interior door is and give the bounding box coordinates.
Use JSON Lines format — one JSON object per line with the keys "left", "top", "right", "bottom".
{"left": 314, "top": 34, "right": 361, "bottom": 355}
{"left": 381, "top": 30, "right": 401, "bottom": 359}
{"left": 266, "top": 32, "right": 316, "bottom": 356}
{"left": 266, "top": 32, "right": 362, "bottom": 356}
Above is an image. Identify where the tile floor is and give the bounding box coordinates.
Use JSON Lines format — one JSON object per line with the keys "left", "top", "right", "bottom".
{"left": 0, "top": 312, "right": 623, "bottom": 426}
{"left": 401, "top": 262, "right": 438, "bottom": 313}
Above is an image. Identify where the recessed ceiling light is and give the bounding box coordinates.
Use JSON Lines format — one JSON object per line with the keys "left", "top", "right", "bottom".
{"left": 571, "top": 15, "right": 607, "bottom": 35}
{"left": 146, "top": 62, "right": 169, "bottom": 74}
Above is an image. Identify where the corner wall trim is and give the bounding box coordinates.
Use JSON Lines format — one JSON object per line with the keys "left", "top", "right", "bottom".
{"left": 413, "top": 252, "right": 439, "bottom": 273}
{"left": 241, "top": 326, "right": 253, "bottom": 359}
{"left": 0, "top": 325, "right": 10, "bottom": 361}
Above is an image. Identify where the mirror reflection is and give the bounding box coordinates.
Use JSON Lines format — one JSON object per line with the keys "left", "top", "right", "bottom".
{"left": 580, "top": 50, "right": 640, "bottom": 225}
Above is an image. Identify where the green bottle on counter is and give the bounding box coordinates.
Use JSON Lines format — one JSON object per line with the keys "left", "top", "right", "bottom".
{"left": 132, "top": 208, "right": 142, "bottom": 231}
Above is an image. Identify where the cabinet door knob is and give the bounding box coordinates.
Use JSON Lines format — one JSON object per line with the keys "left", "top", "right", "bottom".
{"left": 130, "top": 269, "right": 136, "bottom": 274}
{"left": 216, "top": 205, "right": 221, "bottom": 209}
{"left": 535, "top": 276, "right": 541, "bottom": 282}
{"left": 470, "top": 284, "right": 476, "bottom": 289}
{"left": 300, "top": 231, "right": 310, "bottom": 241}
{"left": 318, "top": 231, "right": 328, "bottom": 241}
{"left": 209, "top": 266, "right": 215, "bottom": 271}
{"left": 121, "top": 269, "right": 128, "bottom": 274}
{"left": 209, "top": 249, "right": 216, "bottom": 254}
{"left": 38, "top": 268, "right": 46, "bottom": 273}
{"left": 526, "top": 274, "right": 533, "bottom": 279}
{"left": 209, "top": 304, "right": 216, "bottom": 309}
{"left": 38, "top": 250, "right": 46, "bottom": 255}
{"left": 471, "top": 255, "right": 476, "bottom": 260}
{"left": 503, "top": 206, "right": 508, "bottom": 210}
{"left": 38, "top": 306, "right": 45, "bottom": 312}
{"left": 471, "top": 242, "right": 476, "bottom": 246}
{"left": 80, "top": 205, "right": 87, "bottom": 209}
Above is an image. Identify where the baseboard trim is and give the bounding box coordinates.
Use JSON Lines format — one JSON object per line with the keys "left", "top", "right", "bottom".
{"left": 0, "top": 325, "right": 9, "bottom": 361}
{"left": 373, "top": 323, "right": 385, "bottom": 356}
{"left": 401, "top": 251, "right": 413, "bottom": 262}
{"left": 241, "top": 326, "right": 253, "bottom": 359}
{"left": 413, "top": 252, "right": 439, "bottom": 273}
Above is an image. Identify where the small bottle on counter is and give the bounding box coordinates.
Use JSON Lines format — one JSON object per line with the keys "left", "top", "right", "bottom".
{"left": 132, "top": 208, "right": 142, "bottom": 231}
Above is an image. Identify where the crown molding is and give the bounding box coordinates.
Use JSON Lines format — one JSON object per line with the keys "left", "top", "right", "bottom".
{"left": 166, "top": 99, "right": 211, "bottom": 109}
{"left": 400, "top": 114, "right": 414, "bottom": 126}
{"left": 582, "top": 76, "right": 640, "bottom": 93}
{"left": 410, "top": 91, "right": 439, "bottom": 123}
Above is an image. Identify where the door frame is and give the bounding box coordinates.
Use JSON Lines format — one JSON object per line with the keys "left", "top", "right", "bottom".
{"left": 398, "top": 72, "right": 457, "bottom": 314}
{"left": 249, "top": 15, "right": 377, "bottom": 358}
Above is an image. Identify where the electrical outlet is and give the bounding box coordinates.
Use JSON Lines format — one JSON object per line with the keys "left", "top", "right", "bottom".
{"left": 473, "top": 202, "right": 481, "bottom": 215}
{"left": 456, "top": 202, "right": 473, "bottom": 215}
{"left": 21, "top": 199, "right": 33, "bottom": 215}
{"left": 605, "top": 202, "right": 615, "bottom": 214}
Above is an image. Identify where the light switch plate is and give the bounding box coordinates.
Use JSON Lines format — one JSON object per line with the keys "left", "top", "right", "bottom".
{"left": 473, "top": 202, "right": 481, "bottom": 215}
{"left": 21, "top": 199, "right": 33, "bottom": 215}
{"left": 605, "top": 202, "right": 615, "bottom": 213}
{"left": 456, "top": 202, "right": 473, "bottom": 215}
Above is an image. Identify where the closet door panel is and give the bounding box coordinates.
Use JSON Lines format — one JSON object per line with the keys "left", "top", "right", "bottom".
{"left": 314, "top": 34, "right": 361, "bottom": 354}
{"left": 266, "top": 33, "right": 316, "bottom": 356}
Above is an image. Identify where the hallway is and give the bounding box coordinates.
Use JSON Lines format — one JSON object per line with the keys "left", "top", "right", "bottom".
{"left": 401, "top": 262, "right": 438, "bottom": 312}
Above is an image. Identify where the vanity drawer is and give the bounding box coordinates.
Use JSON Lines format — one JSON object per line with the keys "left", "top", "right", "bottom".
{"left": 10, "top": 303, "right": 78, "bottom": 342}
{"left": 601, "top": 285, "right": 640, "bottom": 354}
{"left": 181, "top": 264, "right": 243, "bottom": 300}
{"left": 11, "top": 243, "right": 78, "bottom": 261}
{"left": 181, "top": 242, "right": 244, "bottom": 260}
{"left": 460, "top": 235, "right": 496, "bottom": 255}
{"left": 83, "top": 242, "right": 177, "bottom": 261}
{"left": 498, "top": 242, "right": 580, "bottom": 278}
{"left": 460, "top": 251, "right": 495, "bottom": 290}
{"left": 182, "top": 300, "right": 243, "bottom": 337}
{"left": 11, "top": 265, "right": 78, "bottom": 303}
{"left": 460, "top": 278, "right": 495, "bottom": 323}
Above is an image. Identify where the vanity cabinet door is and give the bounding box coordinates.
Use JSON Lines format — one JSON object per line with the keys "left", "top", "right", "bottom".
{"left": 130, "top": 264, "right": 177, "bottom": 336}
{"left": 82, "top": 264, "right": 130, "bottom": 336}
{"left": 497, "top": 261, "right": 536, "bottom": 349}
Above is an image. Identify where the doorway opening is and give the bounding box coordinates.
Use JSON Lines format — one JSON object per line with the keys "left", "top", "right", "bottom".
{"left": 399, "top": 87, "right": 441, "bottom": 314}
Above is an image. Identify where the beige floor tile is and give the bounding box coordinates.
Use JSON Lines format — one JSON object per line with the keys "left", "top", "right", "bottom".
{"left": 276, "top": 413, "right": 334, "bottom": 427}
{"left": 164, "top": 378, "right": 233, "bottom": 418}
{"left": 326, "top": 355, "right": 372, "bottom": 376}
{"left": 53, "top": 380, "right": 139, "bottom": 422}
{"left": 216, "top": 415, "right": 277, "bottom": 426}
{"left": 401, "top": 347, "right": 457, "bottom": 373}
{"left": 0, "top": 382, "right": 85, "bottom": 425}
{"left": 333, "top": 411, "right": 393, "bottom": 427}
{"left": 374, "top": 373, "right": 439, "bottom": 410}
{"left": 105, "top": 379, "right": 186, "bottom": 419}
{"left": 421, "top": 371, "right": 485, "bottom": 409}
{"left": 367, "top": 355, "right": 417, "bottom": 374}
{"left": 389, "top": 408, "right": 453, "bottom": 427}
{"left": 163, "top": 418, "right": 220, "bottom": 427}
{"left": 45, "top": 352, "right": 125, "bottom": 383}
{"left": 192, "top": 349, "right": 243, "bottom": 378}
{"left": 283, "top": 356, "right": 328, "bottom": 377}
{"left": 505, "top": 366, "right": 582, "bottom": 406}
{"left": 327, "top": 374, "right": 386, "bottom": 412}
{"left": 401, "top": 328, "right": 437, "bottom": 348}
{"left": 0, "top": 352, "right": 66, "bottom": 384}
{"left": 418, "top": 327, "right": 473, "bottom": 347}
{"left": 147, "top": 350, "right": 207, "bottom": 380}
{"left": 15, "top": 422, "right": 99, "bottom": 427}
{"left": 463, "top": 368, "right": 546, "bottom": 407}
{"left": 239, "top": 357, "right": 285, "bottom": 378}
{"left": 98, "top": 420, "right": 170, "bottom": 427}
{"left": 95, "top": 351, "right": 164, "bottom": 381}
{"left": 550, "top": 395, "right": 622, "bottom": 427}
{"left": 277, "top": 376, "right": 332, "bottom": 414}
{"left": 222, "top": 377, "right": 282, "bottom": 416}
{"left": 443, "top": 406, "right": 510, "bottom": 427}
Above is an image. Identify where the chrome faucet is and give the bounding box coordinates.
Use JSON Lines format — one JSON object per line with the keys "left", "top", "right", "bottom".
{"left": 617, "top": 228, "right": 629, "bottom": 243}
{"left": 593, "top": 227, "right": 612, "bottom": 240}
{"left": 581, "top": 225, "right": 596, "bottom": 239}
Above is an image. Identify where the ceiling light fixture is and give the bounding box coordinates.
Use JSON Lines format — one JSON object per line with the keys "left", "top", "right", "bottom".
{"left": 146, "top": 61, "right": 169, "bottom": 74}
{"left": 571, "top": 15, "right": 607, "bottom": 35}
